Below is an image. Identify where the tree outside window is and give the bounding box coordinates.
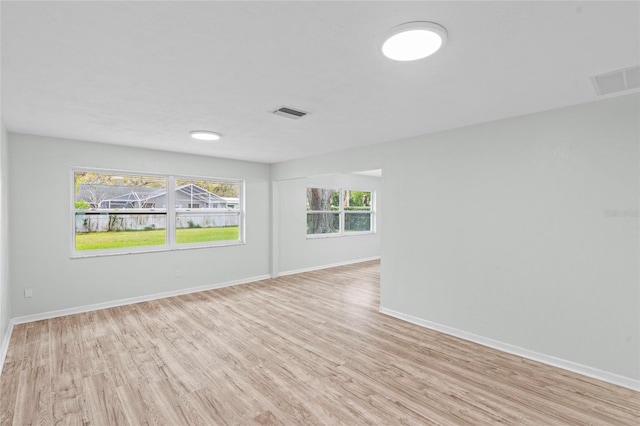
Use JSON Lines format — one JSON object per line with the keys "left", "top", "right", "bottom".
{"left": 307, "top": 188, "right": 374, "bottom": 236}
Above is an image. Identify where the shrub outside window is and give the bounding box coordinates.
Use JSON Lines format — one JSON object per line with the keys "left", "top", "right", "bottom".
{"left": 306, "top": 188, "right": 374, "bottom": 237}
{"left": 73, "top": 169, "right": 243, "bottom": 256}
{"left": 343, "top": 190, "right": 373, "bottom": 232}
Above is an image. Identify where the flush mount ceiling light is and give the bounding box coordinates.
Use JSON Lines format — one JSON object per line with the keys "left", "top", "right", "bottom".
{"left": 190, "top": 130, "right": 221, "bottom": 141}
{"left": 381, "top": 21, "right": 447, "bottom": 61}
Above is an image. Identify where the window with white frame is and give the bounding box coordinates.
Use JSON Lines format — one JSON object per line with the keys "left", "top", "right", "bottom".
{"left": 306, "top": 188, "right": 374, "bottom": 237}
{"left": 73, "top": 169, "right": 243, "bottom": 256}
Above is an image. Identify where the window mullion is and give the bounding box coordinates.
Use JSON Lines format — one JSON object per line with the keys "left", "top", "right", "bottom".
{"left": 371, "top": 191, "right": 376, "bottom": 233}
{"left": 167, "top": 176, "right": 176, "bottom": 247}
{"left": 340, "top": 189, "right": 345, "bottom": 234}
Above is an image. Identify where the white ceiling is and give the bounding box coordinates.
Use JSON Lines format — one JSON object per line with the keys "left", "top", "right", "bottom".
{"left": 2, "top": 1, "right": 639, "bottom": 164}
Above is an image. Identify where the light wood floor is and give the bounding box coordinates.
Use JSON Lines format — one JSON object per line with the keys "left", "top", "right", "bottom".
{"left": 1, "top": 260, "right": 638, "bottom": 425}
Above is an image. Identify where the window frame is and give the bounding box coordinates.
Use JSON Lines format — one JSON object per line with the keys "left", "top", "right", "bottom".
{"left": 306, "top": 187, "right": 375, "bottom": 239}
{"left": 71, "top": 167, "right": 245, "bottom": 258}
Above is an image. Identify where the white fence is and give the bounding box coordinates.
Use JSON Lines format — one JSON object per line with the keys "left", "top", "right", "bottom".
{"left": 176, "top": 213, "right": 239, "bottom": 229}
{"left": 75, "top": 211, "right": 239, "bottom": 233}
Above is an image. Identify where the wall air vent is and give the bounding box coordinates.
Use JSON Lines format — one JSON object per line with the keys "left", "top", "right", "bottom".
{"left": 272, "top": 106, "right": 310, "bottom": 120}
{"left": 591, "top": 65, "right": 640, "bottom": 96}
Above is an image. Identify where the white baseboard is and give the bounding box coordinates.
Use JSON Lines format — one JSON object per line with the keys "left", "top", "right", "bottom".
{"left": 277, "top": 256, "right": 380, "bottom": 277}
{"left": 10, "top": 274, "right": 271, "bottom": 325}
{"left": 379, "top": 307, "right": 640, "bottom": 392}
{"left": 0, "top": 321, "right": 14, "bottom": 378}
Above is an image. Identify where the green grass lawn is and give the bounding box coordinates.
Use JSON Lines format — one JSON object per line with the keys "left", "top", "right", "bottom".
{"left": 176, "top": 226, "right": 239, "bottom": 244}
{"left": 75, "top": 227, "right": 239, "bottom": 251}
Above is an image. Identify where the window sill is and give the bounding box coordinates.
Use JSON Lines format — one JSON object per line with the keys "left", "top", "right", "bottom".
{"left": 71, "top": 241, "right": 245, "bottom": 259}
{"left": 306, "top": 231, "right": 375, "bottom": 240}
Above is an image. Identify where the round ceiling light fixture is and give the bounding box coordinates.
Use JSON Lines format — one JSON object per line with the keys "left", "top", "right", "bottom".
{"left": 381, "top": 21, "right": 448, "bottom": 61}
{"left": 190, "top": 130, "right": 221, "bottom": 141}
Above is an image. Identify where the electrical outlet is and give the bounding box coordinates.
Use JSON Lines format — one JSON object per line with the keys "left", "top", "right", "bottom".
{"left": 174, "top": 269, "right": 181, "bottom": 278}
{"left": 24, "top": 288, "right": 33, "bottom": 298}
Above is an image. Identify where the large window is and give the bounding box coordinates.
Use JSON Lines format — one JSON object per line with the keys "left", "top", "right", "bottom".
{"left": 306, "top": 188, "right": 374, "bottom": 237}
{"left": 73, "top": 169, "right": 243, "bottom": 256}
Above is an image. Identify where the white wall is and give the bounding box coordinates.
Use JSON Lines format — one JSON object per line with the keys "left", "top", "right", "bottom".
{"left": 273, "top": 94, "right": 640, "bottom": 383}
{"left": 0, "top": 122, "right": 10, "bottom": 356}
{"left": 275, "top": 173, "right": 381, "bottom": 275}
{"left": 8, "top": 133, "right": 271, "bottom": 318}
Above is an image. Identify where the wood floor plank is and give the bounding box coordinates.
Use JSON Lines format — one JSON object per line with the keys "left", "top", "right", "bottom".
{"left": 1, "top": 260, "right": 639, "bottom": 425}
{"left": 0, "top": 325, "right": 28, "bottom": 425}
{"left": 10, "top": 366, "right": 51, "bottom": 426}
{"left": 49, "top": 316, "right": 86, "bottom": 425}
{"left": 81, "top": 372, "right": 128, "bottom": 426}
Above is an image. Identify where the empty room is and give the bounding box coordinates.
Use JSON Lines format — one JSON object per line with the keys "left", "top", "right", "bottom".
{"left": 1, "top": 1, "right": 639, "bottom": 425}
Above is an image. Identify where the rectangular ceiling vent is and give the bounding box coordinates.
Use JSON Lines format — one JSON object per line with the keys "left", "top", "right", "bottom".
{"left": 272, "top": 106, "right": 309, "bottom": 120}
{"left": 591, "top": 65, "right": 640, "bottom": 96}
